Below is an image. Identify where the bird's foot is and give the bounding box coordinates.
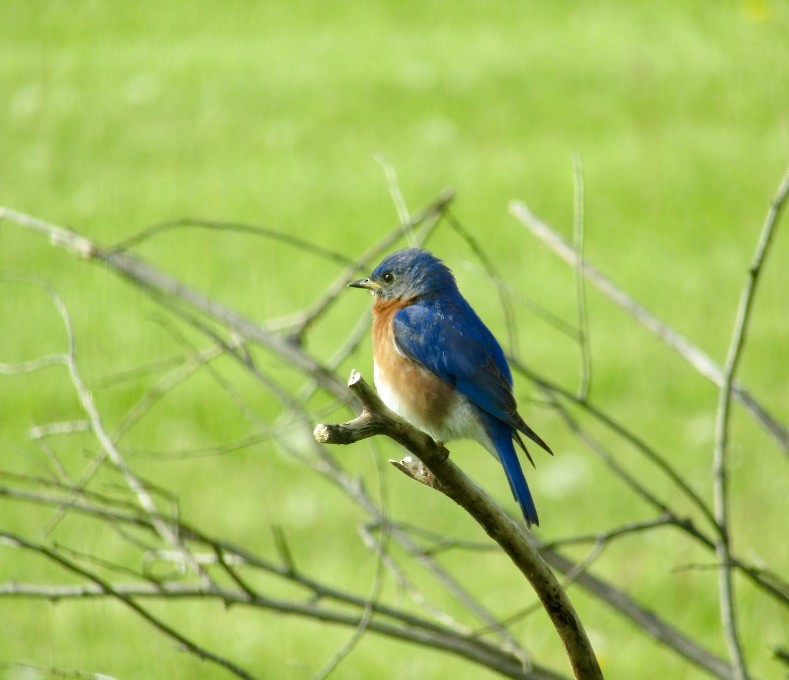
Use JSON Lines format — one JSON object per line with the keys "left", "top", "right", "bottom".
{"left": 435, "top": 441, "right": 450, "bottom": 461}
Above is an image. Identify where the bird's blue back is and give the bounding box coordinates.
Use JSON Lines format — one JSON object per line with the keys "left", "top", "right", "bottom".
{"left": 392, "top": 295, "right": 519, "bottom": 426}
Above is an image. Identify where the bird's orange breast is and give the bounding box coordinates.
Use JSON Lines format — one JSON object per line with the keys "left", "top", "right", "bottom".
{"left": 372, "top": 297, "right": 454, "bottom": 431}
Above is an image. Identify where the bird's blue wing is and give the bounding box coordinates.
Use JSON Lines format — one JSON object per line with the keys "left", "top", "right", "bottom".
{"left": 393, "top": 298, "right": 543, "bottom": 526}
{"left": 392, "top": 299, "right": 520, "bottom": 429}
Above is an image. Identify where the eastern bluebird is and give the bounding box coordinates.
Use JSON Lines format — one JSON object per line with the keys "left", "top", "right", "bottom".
{"left": 349, "top": 248, "right": 552, "bottom": 527}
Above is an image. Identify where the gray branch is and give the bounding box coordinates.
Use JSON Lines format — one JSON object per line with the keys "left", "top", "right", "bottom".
{"left": 509, "top": 200, "right": 788, "bottom": 453}
{"left": 711, "top": 166, "right": 789, "bottom": 680}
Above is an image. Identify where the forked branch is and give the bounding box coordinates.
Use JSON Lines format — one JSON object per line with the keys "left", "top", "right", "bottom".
{"left": 315, "top": 370, "right": 603, "bottom": 680}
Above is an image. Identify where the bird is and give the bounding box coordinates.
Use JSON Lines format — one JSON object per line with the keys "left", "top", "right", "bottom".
{"left": 348, "top": 248, "right": 552, "bottom": 527}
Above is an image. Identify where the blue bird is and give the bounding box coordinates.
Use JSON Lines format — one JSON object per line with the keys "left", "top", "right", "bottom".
{"left": 349, "top": 248, "right": 552, "bottom": 527}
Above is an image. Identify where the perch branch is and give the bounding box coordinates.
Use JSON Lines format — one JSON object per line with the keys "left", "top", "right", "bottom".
{"left": 315, "top": 371, "right": 603, "bottom": 680}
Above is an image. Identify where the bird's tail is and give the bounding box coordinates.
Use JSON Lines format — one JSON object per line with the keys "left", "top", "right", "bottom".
{"left": 489, "top": 423, "right": 539, "bottom": 528}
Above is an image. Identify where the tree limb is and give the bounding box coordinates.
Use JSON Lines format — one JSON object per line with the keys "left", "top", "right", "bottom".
{"left": 315, "top": 371, "right": 603, "bottom": 680}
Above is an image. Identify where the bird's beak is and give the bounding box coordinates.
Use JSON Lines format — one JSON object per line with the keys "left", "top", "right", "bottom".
{"left": 347, "top": 277, "right": 380, "bottom": 291}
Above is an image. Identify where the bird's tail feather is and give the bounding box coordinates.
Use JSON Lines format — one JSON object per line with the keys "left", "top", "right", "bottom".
{"left": 515, "top": 414, "right": 553, "bottom": 456}
{"left": 491, "top": 427, "right": 539, "bottom": 528}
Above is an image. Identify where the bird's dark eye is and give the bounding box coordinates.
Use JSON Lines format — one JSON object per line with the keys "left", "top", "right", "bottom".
{"left": 381, "top": 271, "right": 396, "bottom": 285}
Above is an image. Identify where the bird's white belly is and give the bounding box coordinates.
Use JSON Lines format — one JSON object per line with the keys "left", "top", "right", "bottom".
{"left": 374, "top": 360, "right": 496, "bottom": 457}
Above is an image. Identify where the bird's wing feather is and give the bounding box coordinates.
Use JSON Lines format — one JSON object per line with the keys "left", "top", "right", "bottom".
{"left": 488, "top": 419, "right": 540, "bottom": 526}
{"left": 394, "top": 300, "right": 543, "bottom": 525}
{"left": 393, "top": 301, "right": 518, "bottom": 426}
{"left": 393, "top": 299, "right": 553, "bottom": 455}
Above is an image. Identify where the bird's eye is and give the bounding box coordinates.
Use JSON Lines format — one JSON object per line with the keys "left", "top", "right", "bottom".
{"left": 381, "top": 271, "right": 396, "bottom": 285}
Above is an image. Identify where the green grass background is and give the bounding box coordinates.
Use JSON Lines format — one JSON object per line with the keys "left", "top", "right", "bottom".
{"left": 1, "top": 1, "right": 787, "bottom": 678}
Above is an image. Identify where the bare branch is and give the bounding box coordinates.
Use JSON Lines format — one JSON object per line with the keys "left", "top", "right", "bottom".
{"left": 711, "top": 166, "right": 789, "bottom": 680}
{"left": 0, "top": 484, "right": 564, "bottom": 680}
{"left": 0, "top": 353, "right": 68, "bottom": 374}
{"left": 261, "top": 189, "right": 454, "bottom": 342}
{"left": 0, "top": 662, "right": 117, "bottom": 680}
{"left": 110, "top": 218, "right": 356, "bottom": 268}
{"left": 526, "top": 371, "right": 788, "bottom": 606}
{"left": 539, "top": 514, "right": 676, "bottom": 551}
{"left": 312, "top": 497, "right": 387, "bottom": 680}
{"left": 509, "top": 200, "right": 788, "bottom": 452}
{"left": 43, "top": 280, "right": 204, "bottom": 579}
{"left": 374, "top": 153, "right": 416, "bottom": 248}
{"left": 572, "top": 154, "right": 592, "bottom": 401}
{"left": 0, "top": 531, "right": 256, "bottom": 680}
{"left": 29, "top": 420, "right": 92, "bottom": 439}
{"left": 535, "top": 542, "right": 735, "bottom": 680}
{"left": 511, "top": 356, "right": 717, "bottom": 530}
{"left": 444, "top": 211, "right": 521, "bottom": 361}
{"left": 315, "top": 371, "right": 603, "bottom": 680}
{"left": 0, "top": 579, "right": 565, "bottom": 680}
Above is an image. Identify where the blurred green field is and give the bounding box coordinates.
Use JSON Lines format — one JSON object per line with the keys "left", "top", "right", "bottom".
{"left": 1, "top": 1, "right": 787, "bottom": 678}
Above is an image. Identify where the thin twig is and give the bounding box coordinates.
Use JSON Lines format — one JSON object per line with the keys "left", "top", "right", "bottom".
{"left": 60, "top": 289, "right": 205, "bottom": 579}
{"left": 1, "top": 472, "right": 736, "bottom": 679}
{"left": 0, "top": 578, "right": 564, "bottom": 680}
{"left": 509, "top": 200, "right": 788, "bottom": 452}
{"left": 0, "top": 531, "right": 256, "bottom": 680}
{"left": 711, "top": 167, "right": 789, "bottom": 680}
{"left": 260, "top": 189, "right": 454, "bottom": 341}
{"left": 572, "top": 155, "right": 592, "bottom": 401}
{"left": 445, "top": 210, "right": 521, "bottom": 360}
{"left": 29, "top": 420, "right": 92, "bottom": 439}
{"left": 511, "top": 354, "right": 717, "bottom": 529}
{"left": 111, "top": 218, "right": 356, "bottom": 267}
{"left": 0, "top": 662, "right": 117, "bottom": 680}
{"left": 92, "top": 352, "right": 195, "bottom": 388}
{"left": 0, "top": 353, "right": 68, "bottom": 374}
{"left": 463, "top": 262, "right": 580, "bottom": 341}
{"left": 113, "top": 338, "right": 225, "bottom": 442}
{"left": 8, "top": 276, "right": 203, "bottom": 578}
{"left": 527, "top": 373, "right": 788, "bottom": 605}
{"left": 374, "top": 153, "right": 416, "bottom": 248}
{"left": 312, "top": 448, "right": 390, "bottom": 680}
{"left": 539, "top": 514, "right": 675, "bottom": 551}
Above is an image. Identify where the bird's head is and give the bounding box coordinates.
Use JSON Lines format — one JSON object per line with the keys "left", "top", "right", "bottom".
{"left": 348, "top": 248, "right": 457, "bottom": 302}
